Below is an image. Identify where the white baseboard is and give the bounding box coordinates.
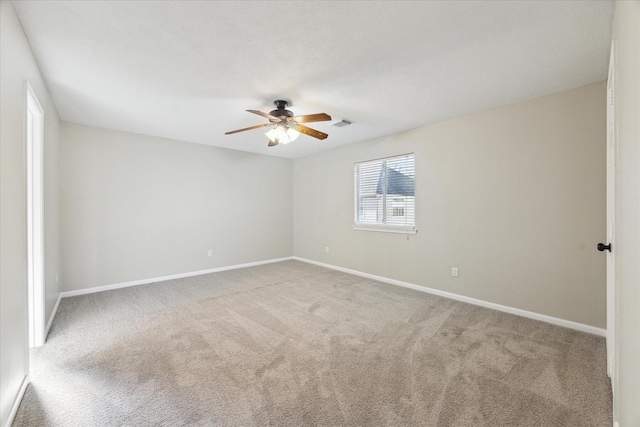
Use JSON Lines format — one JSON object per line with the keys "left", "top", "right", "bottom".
{"left": 59, "top": 256, "right": 294, "bottom": 298}
{"left": 4, "top": 375, "right": 29, "bottom": 427}
{"left": 293, "top": 257, "right": 606, "bottom": 337}
{"left": 55, "top": 255, "right": 606, "bottom": 337}
{"left": 45, "top": 293, "right": 62, "bottom": 340}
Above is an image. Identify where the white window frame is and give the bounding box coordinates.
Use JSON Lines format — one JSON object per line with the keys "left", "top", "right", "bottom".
{"left": 354, "top": 153, "right": 417, "bottom": 234}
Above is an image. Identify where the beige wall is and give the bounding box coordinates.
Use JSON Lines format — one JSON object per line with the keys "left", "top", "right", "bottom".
{"left": 294, "top": 82, "right": 606, "bottom": 328}
{"left": 0, "top": 2, "right": 61, "bottom": 426}
{"left": 59, "top": 123, "right": 293, "bottom": 291}
{"left": 611, "top": 1, "right": 640, "bottom": 425}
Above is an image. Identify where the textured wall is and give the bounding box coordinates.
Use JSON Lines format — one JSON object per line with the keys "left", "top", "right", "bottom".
{"left": 294, "top": 82, "right": 606, "bottom": 328}
{"left": 0, "top": 2, "right": 61, "bottom": 426}
{"left": 59, "top": 123, "right": 293, "bottom": 291}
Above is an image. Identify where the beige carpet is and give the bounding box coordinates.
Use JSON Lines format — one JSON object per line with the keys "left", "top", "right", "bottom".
{"left": 14, "top": 260, "right": 611, "bottom": 426}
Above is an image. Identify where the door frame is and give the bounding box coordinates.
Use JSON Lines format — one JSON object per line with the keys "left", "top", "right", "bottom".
{"left": 605, "top": 41, "right": 617, "bottom": 380}
{"left": 25, "top": 80, "right": 45, "bottom": 348}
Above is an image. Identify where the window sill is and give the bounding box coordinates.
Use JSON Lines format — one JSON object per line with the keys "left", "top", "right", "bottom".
{"left": 353, "top": 225, "right": 417, "bottom": 235}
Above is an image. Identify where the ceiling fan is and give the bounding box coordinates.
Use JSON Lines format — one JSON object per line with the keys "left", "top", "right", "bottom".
{"left": 225, "top": 100, "right": 331, "bottom": 147}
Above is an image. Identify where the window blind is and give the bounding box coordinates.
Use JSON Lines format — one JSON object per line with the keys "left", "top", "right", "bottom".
{"left": 354, "top": 153, "right": 415, "bottom": 233}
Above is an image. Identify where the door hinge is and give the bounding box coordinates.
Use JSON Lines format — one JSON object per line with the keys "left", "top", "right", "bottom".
{"left": 609, "top": 88, "right": 614, "bottom": 106}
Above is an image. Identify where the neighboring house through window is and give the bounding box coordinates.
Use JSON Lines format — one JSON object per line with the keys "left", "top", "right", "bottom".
{"left": 354, "top": 153, "right": 416, "bottom": 234}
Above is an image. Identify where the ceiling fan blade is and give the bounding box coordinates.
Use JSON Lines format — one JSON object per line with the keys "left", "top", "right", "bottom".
{"left": 247, "top": 110, "right": 281, "bottom": 121}
{"left": 292, "top": 113, "right": 332, "bottom": 123}
{"left": 293, "top": 124, "right": 328, "bottom": 140}
{"left": 225, "top": 123, "right": 272, "bottom": 135}
{"left": 268, "top": 139, "right": 278, "bottom": 147}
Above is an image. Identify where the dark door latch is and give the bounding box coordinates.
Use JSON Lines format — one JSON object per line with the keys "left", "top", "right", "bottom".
{"left": 597, "top": 243, "right": 611, "bottom": 252}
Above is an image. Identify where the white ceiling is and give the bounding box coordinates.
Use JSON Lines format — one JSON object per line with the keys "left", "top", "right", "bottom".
{"left": 14, "top": 1, "right": 613, "bottom": 159}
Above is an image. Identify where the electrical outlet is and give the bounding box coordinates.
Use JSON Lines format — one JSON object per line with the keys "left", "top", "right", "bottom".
{"left": 325, "top": 246, "right": 330, "bottom": 253}
{"left": 451, "top": 267, "right": 459, "bottom": 278}
{"left": 208, "top": 250, "right": 213, "bottom": 257}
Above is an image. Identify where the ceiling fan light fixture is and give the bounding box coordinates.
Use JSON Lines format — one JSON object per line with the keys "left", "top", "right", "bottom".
{"left": 265, "top": 123, "right": 299, "bottom": 145}
{"left": 265, "top": 126, "right": 285, "bottom": 144}
{"left": 286, "top": 127, "right": 300, "bottom": 141}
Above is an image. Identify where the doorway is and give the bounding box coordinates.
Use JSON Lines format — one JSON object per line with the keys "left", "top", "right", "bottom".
{"left": 25, "top": 81, "right": 45, "bottom": 348}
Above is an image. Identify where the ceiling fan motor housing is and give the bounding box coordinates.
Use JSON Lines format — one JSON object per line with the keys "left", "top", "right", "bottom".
{"left": 269, "top": 100, "right": 294, "bottom": 121}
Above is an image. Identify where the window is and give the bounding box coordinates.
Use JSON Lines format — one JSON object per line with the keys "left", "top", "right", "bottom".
{"left": 392, "top": 206, "right": 405, "bottom": 217}
{"left": 354, "top": 153, "right": 416, "bottom": 234}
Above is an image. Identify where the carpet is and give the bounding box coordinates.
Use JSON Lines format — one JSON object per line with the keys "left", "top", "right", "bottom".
{"left": 13, "top": 260, "right": 612, "bottom": 426}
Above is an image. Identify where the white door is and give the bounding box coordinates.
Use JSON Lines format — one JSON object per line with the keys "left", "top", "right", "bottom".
{"left": 604, "top": 42, "right": 617, "bottom": 379}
